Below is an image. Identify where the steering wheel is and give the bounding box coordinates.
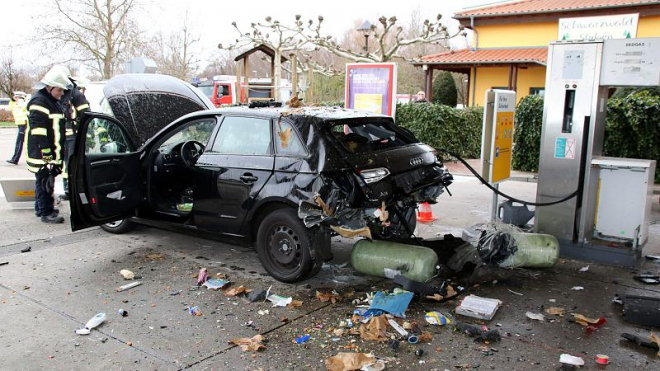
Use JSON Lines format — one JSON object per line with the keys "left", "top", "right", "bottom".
{"left": 180, "top": 141, "right": 205, "bottom": 167}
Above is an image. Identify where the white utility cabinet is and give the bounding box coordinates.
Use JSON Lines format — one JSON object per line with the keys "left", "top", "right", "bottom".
{"left": 591, "top": 157, "right": 656, "bottom": 248}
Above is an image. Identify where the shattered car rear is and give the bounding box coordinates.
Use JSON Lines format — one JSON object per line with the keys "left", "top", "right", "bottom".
{"left": 293, "top": 110, "right": 453, "bottom": 240}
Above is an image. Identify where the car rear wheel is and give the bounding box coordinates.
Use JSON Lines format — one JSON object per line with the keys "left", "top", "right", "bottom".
{"left": 100, "top": 219, "right": 136, "bottom": 234}
{"left": 256, "top": 208, "right": 321, "bottom": 283}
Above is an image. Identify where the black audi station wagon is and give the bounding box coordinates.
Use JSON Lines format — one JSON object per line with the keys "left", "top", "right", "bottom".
{"left": 70, "top": 74, "right": 453, "bottom": 282}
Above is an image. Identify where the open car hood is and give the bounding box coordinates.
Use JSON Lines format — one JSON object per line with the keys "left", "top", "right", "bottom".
{"left": 103, "top": 74, "right": 213, "bottom": 146}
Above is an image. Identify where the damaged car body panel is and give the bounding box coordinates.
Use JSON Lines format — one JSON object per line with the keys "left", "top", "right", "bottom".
{"left": 70, "top": 80, "right": 453, "bottom": 282}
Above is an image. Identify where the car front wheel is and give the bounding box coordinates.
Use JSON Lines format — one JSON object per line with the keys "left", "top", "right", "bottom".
{"left": 256, "top": 208, "right": 322, "bottom": 283}
{"left": 100, "top": 219, "right": 136, "bottom": 234}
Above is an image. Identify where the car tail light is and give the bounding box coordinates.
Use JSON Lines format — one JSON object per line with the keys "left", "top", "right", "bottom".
{"left": 359, "top": 167, "right": 390, "bottom": 184}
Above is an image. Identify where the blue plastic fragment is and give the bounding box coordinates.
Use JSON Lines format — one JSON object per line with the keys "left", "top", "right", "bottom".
{"left": 367, "top": 291, "right": 414, "bottom": 318}
{"left": 295, "top": 334, "right": 311, "bottom": 344}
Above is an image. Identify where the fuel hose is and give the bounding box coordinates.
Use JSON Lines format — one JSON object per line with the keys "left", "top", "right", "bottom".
{"left": 436, "top": 147, "right": 578, "bottom": 207}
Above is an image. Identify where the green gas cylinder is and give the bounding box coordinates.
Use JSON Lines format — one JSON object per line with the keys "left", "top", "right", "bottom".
{"left": 350, "top": 239, "right": 439, "bottom": 282}
{"left": 499, "top": 231, "right": 560, "bottom": 268}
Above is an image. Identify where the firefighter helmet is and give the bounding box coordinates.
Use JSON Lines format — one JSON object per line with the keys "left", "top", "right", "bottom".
{"left": 40, "top": 65, "right": 73, "bottom": 90}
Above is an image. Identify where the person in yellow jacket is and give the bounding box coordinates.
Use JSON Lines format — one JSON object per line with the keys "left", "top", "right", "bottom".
{"left": 26, "top": 66, "right": 71, "bottom": 223}
{"left": 6, "top": 91, "right": 28, "bottom": 165}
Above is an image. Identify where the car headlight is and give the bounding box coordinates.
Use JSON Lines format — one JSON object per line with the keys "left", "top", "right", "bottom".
{"left": 359, "top": 167, "right": 390, "bottom": 184}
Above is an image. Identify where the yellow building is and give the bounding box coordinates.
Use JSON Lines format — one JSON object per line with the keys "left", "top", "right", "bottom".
{"left": 416, "top": 0, "right": 660, "bottom": 106}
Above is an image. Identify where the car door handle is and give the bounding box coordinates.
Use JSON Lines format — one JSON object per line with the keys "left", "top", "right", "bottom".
{"left": 240, "top": 174, "right": 258, "bottom": 183}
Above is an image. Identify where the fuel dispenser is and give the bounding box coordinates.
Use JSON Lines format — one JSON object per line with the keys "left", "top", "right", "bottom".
{"left": 535, "top": 38, "right": 659, "bottom": 266}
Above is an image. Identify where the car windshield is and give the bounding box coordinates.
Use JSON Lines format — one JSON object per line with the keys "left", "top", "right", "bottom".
{"left": 328, "top": 118, "right": 416, "bottom": 154}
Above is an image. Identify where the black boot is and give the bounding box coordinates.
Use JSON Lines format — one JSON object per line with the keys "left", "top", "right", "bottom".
{"left": 41, "top": 213, "right": 65, "bottom": 224}
{"left": 6, "top": 159, "right": 17, "bottom": 165}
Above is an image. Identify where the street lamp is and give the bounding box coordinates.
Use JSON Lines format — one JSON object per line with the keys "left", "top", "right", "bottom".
{"left": 357, "top": 20, "right": 372, "bottom": 54}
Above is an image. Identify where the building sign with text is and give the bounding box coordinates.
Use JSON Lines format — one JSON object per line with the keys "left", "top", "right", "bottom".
{"left": 345, "top": 63, "right": 397, "bottom": 116}
{"left": 559, "top": 13, "right": 638, "bottom": 41}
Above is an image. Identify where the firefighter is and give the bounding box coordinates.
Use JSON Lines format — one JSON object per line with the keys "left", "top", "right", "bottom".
{"left": 26, "top": 65, "right": 71, "bottom": 224}
{"left": 61, "top": 76, "right": 91, "bottom": 200}
{"left": 6, "top": 91, "right": 28, "bottom": 164}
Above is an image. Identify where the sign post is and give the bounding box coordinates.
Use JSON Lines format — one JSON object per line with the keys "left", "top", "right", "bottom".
{"left": 344, "top": 63, "right": 397, "bottom": 116}
{"left": 481, "top": 89, "right": 516, "bottom": 220}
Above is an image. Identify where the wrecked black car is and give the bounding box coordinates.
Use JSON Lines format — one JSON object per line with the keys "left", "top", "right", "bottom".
{"left": 70, "top": 74, "right": 453, "bottom": 282}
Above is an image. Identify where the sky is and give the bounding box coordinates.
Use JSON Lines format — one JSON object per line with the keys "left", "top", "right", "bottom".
{"left": 2, "top": 0, "right": 496, "bottom": 76}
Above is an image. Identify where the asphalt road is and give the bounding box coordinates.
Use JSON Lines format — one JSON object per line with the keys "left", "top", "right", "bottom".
{"left": 1, "top": 126, "right": 659, "bottom": 370}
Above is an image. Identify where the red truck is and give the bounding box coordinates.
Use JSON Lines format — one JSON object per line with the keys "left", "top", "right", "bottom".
{"left": 195, "top": 79, "right": 237, "bottom": 107}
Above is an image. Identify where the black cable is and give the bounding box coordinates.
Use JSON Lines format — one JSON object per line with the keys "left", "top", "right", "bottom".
{"left": 436, "top": 147, "right": 578, "bottom": 207}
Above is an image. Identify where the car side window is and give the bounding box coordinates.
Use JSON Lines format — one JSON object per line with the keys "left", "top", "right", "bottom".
{"left": 274, "top": 120, "right": 306, "bottom": 157}
{"left": 211, "top": 116, "right": 271, "bottom": 155}
{"left": 85, "top": 118, "right": 132, "bottom": 154}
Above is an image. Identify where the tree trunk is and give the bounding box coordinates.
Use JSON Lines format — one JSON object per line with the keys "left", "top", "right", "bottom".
{"left": 274, "top": 48, "right": 282, "bottom": 101}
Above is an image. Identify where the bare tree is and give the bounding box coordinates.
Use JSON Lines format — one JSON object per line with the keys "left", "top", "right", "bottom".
{"left": 306, "top": 13, "right": 462, "bottom": 63}
{"left": 0, "top": 55, "right": 33, "bottom": 97}
{"left": 219, "top": 15, "right": 308, "bottom": 101}
{"left": 48, "top": 0, "right": 141, "bottom": 79}
{"left": 148, "top": 14, "right": 200, "bottom": 80}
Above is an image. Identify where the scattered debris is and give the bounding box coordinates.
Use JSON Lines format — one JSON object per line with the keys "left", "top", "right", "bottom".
{"left": 196, "top": 268, "right": 208, "bottom": 285}
{"left": 188, "top": 306, "right": 202, "bottom": 316}
{"left": 634, "top": 274, "right": 660, "bottom": 285}
{"left": 507, "top": 289, "right": 524, "bottom": 296}
{"left": 247, "top": 288, "right": 267, "bottom": 302}
{"left": 325, "top": 352, "right": 376, "bottom": 371}
{"left": 621, "top": 333, "right": 660, "bottom": 355}
{"left": 118, "top": 309, "right": 128, "bottom": 317}
{"left": 596, "top": 354, "right": 610, "bottom": 365}
{"left": 368, "top": 291, "right": 413, "bottom": 318}
{"left": 288, "top": 300, "right": 303, "bottom": 308}
{"left": 579, "top": 265, "right": 589, "bottom": 273}
{"left": 257, "top": 310, "right": 269, "bottom": 316}
{"left": 525, "top": 312, "right": 545, "bottom": 321}
{"left": 20, "top": 246, "right": 31, "bottom": 253}
{"left": 75, "top": 313, "right": 106, "bottom": 335}
{"left": 116, "top": 281, "right": 142, "bottom": 292}
{"left": 203, "top": 278, "right": 230, "bottom": 290}
{"left": 618, "top": 294, "right": 660, "bottom": 327}
{"left": 645, "top": 255, "right": 660, "bottom": 261}
{"left": 387, "top": 318, "right": 408, "bottom": 336}
{"left": 119, "top": 269, "right": 135, "bottom": 280}
{"left": 559, "top": 354, "right": 585, "bottom": 366}
{"left": 418, "top": 332, "right": 433, "bottom": 343}
{"left": 455, "top": 295, "right": 502, "bottom": 320}
{"left": 224, "top": 285, "right": 247, "bottom": 297}
{"left": 294, "top": 334, "right": 311, "bottom": 344}
{"left": 317, "top": 290, "right": 341, "bottom": 304}
{"left": 0, "top": 262, "right": 8, "bottom": 266}
{"left": 359, "top": 315, "right": 389, "bottom": 342}
{"left": 545, "top": 307, "right": 566, "bottom": 316}
{"left": 231, "top": 335, "right": 265, "bottom": 352}
{"left": 571, "top": 286, "right": 584, "bottom": 291}
{"left": 268, "top": 294, "right": 293, "bottom": 307}
{"left": 453, "top": 322, "right": 501, "bottom": 343}
{"left": 425, "top": 311, "right": 451, "bottom": 326}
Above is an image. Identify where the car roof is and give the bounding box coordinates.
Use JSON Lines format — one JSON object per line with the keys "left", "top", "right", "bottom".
{"left": 203, "top": 105, "right": 390, "bottom": 121}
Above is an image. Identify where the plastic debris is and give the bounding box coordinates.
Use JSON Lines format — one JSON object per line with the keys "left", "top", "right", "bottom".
{"left": 119, "top": 269, "right": 135, "bottom": 280}
{"left": 203, "top": 278, "right": 230, "bottom": 290}
{"left": 75, "top": 313, "right": 106, "bottom": 335}
{"left": 257, "top": 310, "right": 269, "bottom": 316}
{"left": 621, "top": 333, "right": 660, "bottom": 355}
{"left": 118, "top": 309, "right": 128, "bottom": 317}
{"left": 20, "top": 246, "right": 31, "bottom": 253}
{"left": 455, "top": 295, "right": 502, "bottom": 320}
{"left": 317, "top": 290, "right": 341, "bottom": 304}
{"left": 325, "top": 352, "right": 376, "bottom": 371}
{"left": 579, "top": 265, "right": 589, "bottom": 273}
{"left": 188, "top": 306, "right": 202, "bottom": 316}
{"left": 453, "top": 322, "right": 501, "bottom": 343}
{"left": 367, "top": 291, "right": 413, "bottom": 318}
{"left": 387, "top": 318, "right": 408, "bottom": 336}
{"left": 425, "top": 311, "right": 451, "bottom": 326}
{"left": 571, "top": 286, "right": 584, "bottom": 291}
{"left": 634, "top": 274, "right": 660, "bottom": 285}
{"left": 559, "top": 354, "right": 585, "bottom": 366}
{"left": 596, "top": 354, "right": 609, "bottom": 365}
{"left": 294, "top": 334, "right": 311, "bottom": 344}
{"left": 525, "top": 312, "right": 545, "bottom": 321}
{"left": 230, "top": 334, "right": 265, "bottom": 352}
{"left": 116, "top": 281, "right": 142, "bottom": 292}
{"left": 362, "top": 360, "right": 386, "bottom": 371}
{"left": 0, "top": 262, "right": 9, "bottom": 266}
{"left": 196, "top": 268, "right": 208, "bottom": 285}
{"left": 415, "top": 349, "right": 424, "bottom": 356}
{"left": 407, "top": 334, "right": 419, "bottom": 344}
{"left": 247, "top": 288, "right": 267, "bottom": 302}
{"left": 267, "top": 294, "right": 292, "bottom": 307}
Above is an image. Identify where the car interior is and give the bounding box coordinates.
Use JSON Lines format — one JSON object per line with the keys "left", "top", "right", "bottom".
{"left": 330, "top": 118, "right": 415, "bottom": 154}
{"left": 149, "top": 118, "right": 217, "bottom": 216}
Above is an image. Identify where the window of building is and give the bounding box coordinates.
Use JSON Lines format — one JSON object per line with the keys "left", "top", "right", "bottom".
{"left": 530, "top": 87, "right": 545, "bottom": 97}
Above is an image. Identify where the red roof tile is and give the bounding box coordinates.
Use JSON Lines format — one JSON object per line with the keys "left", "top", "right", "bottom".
{"left": 420, "top": 47, "right": 548, "bottom": 65}
{"left": 455, "top": 0, "right": 660, "bottom": 18}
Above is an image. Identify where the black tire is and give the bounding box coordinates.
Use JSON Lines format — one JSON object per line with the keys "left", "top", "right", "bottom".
{"left": 100, "top": 219, "right": 136, "bottom": 234}
{"left": 256, "top": 208, "right": 321, "bottom": 283}
{"left": 371, "top": 205, "right": 417, "bottom": 240}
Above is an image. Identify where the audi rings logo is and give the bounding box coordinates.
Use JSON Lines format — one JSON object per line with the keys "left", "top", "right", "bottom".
{"left": 410, "top": 157, "right": 423, "bottom": 167}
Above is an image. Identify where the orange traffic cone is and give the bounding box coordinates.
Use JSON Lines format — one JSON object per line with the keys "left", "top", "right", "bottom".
{"left": 417, "top": 202, "right": 435, "bottom": 223}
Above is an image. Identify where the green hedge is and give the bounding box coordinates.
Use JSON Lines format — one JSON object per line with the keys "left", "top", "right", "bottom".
{"left": 605, "top": 90, "right": 660, "bottom": 182}
{"left": 395, "top": 102, "right": 483, "bottom": 158}
{"left": 512, "top": 95, "right": 544, "bottom": 172}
